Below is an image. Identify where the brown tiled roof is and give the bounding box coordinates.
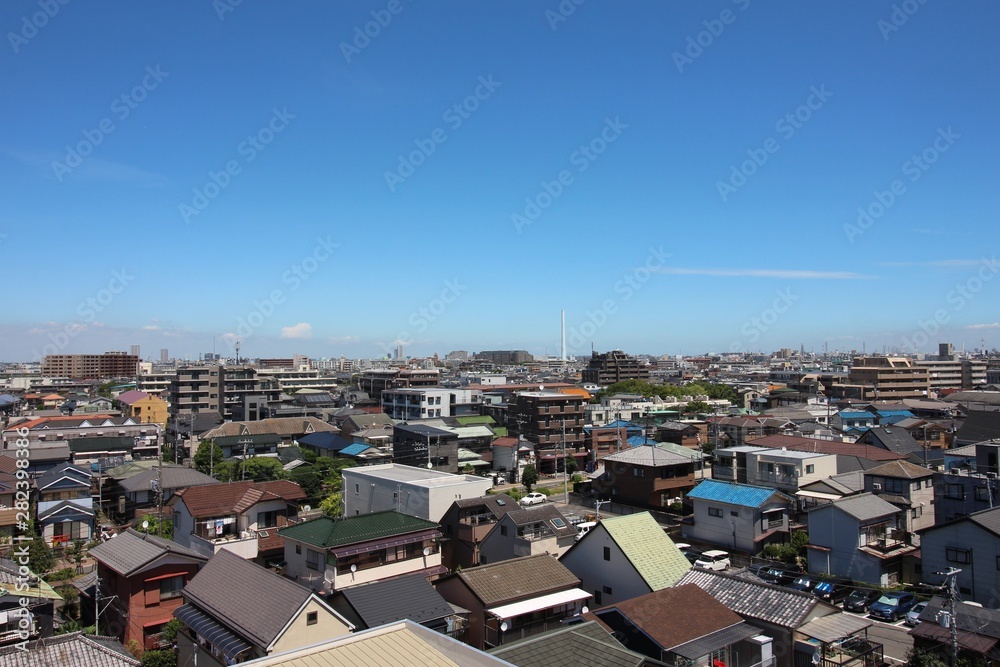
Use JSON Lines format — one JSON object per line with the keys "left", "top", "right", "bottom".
{"left": 753, "top": 434, "right": 906, "bottom": 462}
{"left": 864, "top": 459, "right": 934, "bottom": 479}
{"left": 590, "top": 584, "right": 744, "bottom": 650}
{"left": 171, "top": 480, "right": 305, "bottom": 518}
{"left": 457, "top": 553, "right": 579, "bottom": 607}
{"left": 0, "top": 455, "right": 17, "bottom": 475}
{"left": 201, "top": 417, "right": 337, "bottom": 439}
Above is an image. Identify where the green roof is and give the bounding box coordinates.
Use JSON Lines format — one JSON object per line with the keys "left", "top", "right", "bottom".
{"left": 491, "top": 426, "right": 508, "bottom": 437}
{"left": 278, "top": 511, "right": 439, "bottom": 549}
{"left": 602, "top": 512, "right": 690, "bottom": 590}
{"left": 454, "top": 415, "right": 496, "bottom": 426}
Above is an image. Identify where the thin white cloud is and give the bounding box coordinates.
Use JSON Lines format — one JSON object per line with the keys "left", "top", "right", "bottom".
{"left": 965, "top": 323, "right": 1000, "bottom": 330}
{"left": 327, "top": 335, "right": 360, "bottom": 344}
{"left": 281, "top": 322, "right": 313, "bottom": 339}
{"left": 650, "top": 267, "right": 869, "bottom": 279}
{"left": 879, "top": 259, "right": 991, "bottom": 268}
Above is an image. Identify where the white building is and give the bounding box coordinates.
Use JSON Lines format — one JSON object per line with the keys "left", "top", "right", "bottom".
{"left": 380, "top": 387, "right": 482, "bottom": 420}
{"left": 342, "top": 464, "right": 494, "bottom": 523}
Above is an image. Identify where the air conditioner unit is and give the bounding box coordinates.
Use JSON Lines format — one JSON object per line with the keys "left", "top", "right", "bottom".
{"left": 872, "top": 483, "right": 882, "bottom": 491}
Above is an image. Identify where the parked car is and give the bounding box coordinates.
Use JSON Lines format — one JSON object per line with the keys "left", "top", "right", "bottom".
{"left": 869, "top": 592, "right": 918, "bottom": 622}
{"left": 674, "top": 542, "right": 692, "bottom": 552}
{"left": 813, "top": 579, "right": 854, "bottom": 605}
{"left": 905, "top": 601, "right": 929, "bottom": 627}
{"left": 575, "top": 521, "right": 597, "bottom": 541}
{"left": 694, "top": 550, "right": 731, "bottom": 571}
{"left": 786, "top": 576, "right": 818, "bottom": 593}
{"left": 683, "top": 550, "right": 702, "bottom": 564}
{"left": 519, "top": 492, "right": 547, "bottom": 506}
{"left": 843, "top": 588, "right": 882, "bottom": 613}
{"left": 759, "top": 564, "right": 802, "bottom": 586}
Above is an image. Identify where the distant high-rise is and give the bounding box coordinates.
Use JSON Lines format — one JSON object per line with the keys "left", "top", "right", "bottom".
{"left": 581, "top": 350, "right": 649, "bottom": 386}
{"left": 130, "top": 345, "right": 140, "bottom": 358}
{"left": 475, "top": 350, "right": 533, "bottom": 365}
{"left": 42, "top": 351, "right": 139, "bottom": 379}
{"left": 395, "top": 343, "right": 404, "bottom": 360}
{"left": 160, "top": 348, "right": 169, "bottom": 363}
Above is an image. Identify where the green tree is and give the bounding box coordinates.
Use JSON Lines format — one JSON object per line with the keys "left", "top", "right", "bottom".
{"left": 317, "top": 457, "right": 359, "bottom": 517}
{"left": 141, "top": 650, "right": 178, "bottom": 667}
{"left": 160, "top": 618, "right": 182, "bottom": 645}
{"left": 521, "top": 465, "right": 539, "bottom": 492}
{"left": 565, "top": 455, "right": 578, "bottom": 475}
{"left": 27, "top": 524, "right": 55, "bottom": 575}
{"left": 65, "top": 539, "right": 88, "bottom": 573}
{"left": 193, "top": 441, "right": 224, "bottom": 476}
{"left": 136, "top": 515, "right": 173, "bottom": 540}
{"left": 685, "top": 401, "right": 712, "bottom": 415}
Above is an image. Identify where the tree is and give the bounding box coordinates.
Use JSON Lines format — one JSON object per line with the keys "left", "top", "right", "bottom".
{"left": 317, "top": 457, "right": 358, "bottom": 517}
{"left": 66, "top": 539, "right": 88, "bottom": 573}
{"left": 193, "top": 441, "right": 224, "bottom": 476}
{"left": 27, "top": 524, "right": 55, "bottom": 575}
{"left": 141, "top": 650, "right": 177, "bottom": 667}
{"left": 521, "top": 465, "right": 539, "bottom": 492}
{"left": 565, "top": 455, "right": 578, "bottom": 475}
{"left": 685, "top": 401, "right": 712, "bottom": 415}
{"left": 136, "top": 514, "right": 173, "bottom": 540}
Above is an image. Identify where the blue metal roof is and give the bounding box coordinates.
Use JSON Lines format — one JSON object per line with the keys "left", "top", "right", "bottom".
{"left": 626, "top": 435, "right": 657, "bottom": 446}
{"left": 298, "top": 431, "right": 353, "bottom": 451}
{"left": 687, "top": 479, "right": 787, "bottom": 508}
{"left": 340, "top": 443, "right": 371, "bottom": 456}
{"left": 839, "top": 412, "right": 874, "bottom": 419}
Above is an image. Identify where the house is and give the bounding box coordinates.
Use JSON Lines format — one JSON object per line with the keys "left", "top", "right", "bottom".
{"left": 107, "top": 464, "right": 219, "bottom": 522}
{"left": 340, "top": 412, "right": 395, "bottom": 439}
{"left": 36, "top": 462, "right": 94, "bottom": 548}
{"left": 676, "top": 569, "right": 872, "bottom": 667}
{"left": 591, "top": 445, "right": 698, "bottom": 508}
{"left": 796, "top": 471, "right": 865, "bottom": 510}
{"left": 683, "top": 480, "right": 794, "bottom": 554}
{"left": 855, "top": 426, "right": 928, "bottom": 462}
{"left": 655, "top": 420, "right": 703, "bottom": 449}
{"left": 295, "top": 431, "right": 355, "bottom": 457}
{"left": 168, "top": 479, "right": 306, "bottom": 564}
{"left": 328, "top": 573, "right": 468, "bottom": 639}
{"left": 910, "top": 596, "right": 1000, "bottom": 665}
{"left": 341, "top": 463, "right": 493, "bottom": 522}
{"left": 174, "top": 549, "right": 353, "bottom": 666}
{"left": 219, "top": 620, "right": 515, "bottom": 667}
{"left": 198, "top": 417, "right": 339, "bottom": 452}
{"left": 392, "top": 423, "right": 461, "bottom": 473}
{"left": 713, "top": 446, "right": 768, "bottom": 483}
{"left": 439, "top": 494, "right": 517, "bottom": 570}
{"left": 279, "top": 511, "right": 446, "bottom": 594}
{"left": 0, "top": 631, "right": 140, "bottom": 667}
{"left": 478, "top": 503, "right": 577, "bottom": 563}
{"left": 89, "top": 528, "right": 208, "bottom": 650}
{"left": 832, "top": 411, "right": 878, "bottom": 432}
{"left": 489, "top": 620, "right": 659, "bottom": 667}
{"left": 586, "top": 584, "right": 775, "bottom": 667}
{"left": 114, "top": 390, "right": 169, "bottom": 427}
{"left": 559, "top": 512, "right": 690, "bottom": 607}
{"left": 806, "top": 493, "right": 918, "bottom": 586}
{"left": 918, "top": 506, "right": 1000, "bottom": 606}
{"left": 953, "top": 411, "right": 1000, "bottom": 447}
{"left": 434, "top": 553, "right": 590, "bottom": 650}
{"left": 0, "top": 558, "right": 62, "bottom": 646}
{"left": 862, "top": 459, "right": 935, "bottom": 541}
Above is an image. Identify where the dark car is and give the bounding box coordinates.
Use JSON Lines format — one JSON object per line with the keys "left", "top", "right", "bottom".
{"left": 843, "top": 588, "right": 881, "bottom": 613}
{"left": 786, "top": 576, "right": 817, "bottom": 593}
{"left": 748, "top": 562, "right": 780, "bottom": 578}
{"left": 813, "top": 579, "right": 854, "bottom": 605}
{"left": 759, "top": 564, "right": 802, "bottom": 586}
{"left": 869, "top": 592, "right": 918, "bottom": 622}
{"left": 683, "top": 550, "right": 701, "bottom": 564}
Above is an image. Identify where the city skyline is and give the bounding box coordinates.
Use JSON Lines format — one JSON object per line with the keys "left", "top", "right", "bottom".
{"left": 2, "top": 2, "right": 998, "bottom": 361}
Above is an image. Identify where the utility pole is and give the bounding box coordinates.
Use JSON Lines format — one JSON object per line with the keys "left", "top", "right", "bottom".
{"left": 939, "top": 567, "right": 961, "bottom": 667}
{"left": 94, "top": 572, "right": 100, "bottom": 636}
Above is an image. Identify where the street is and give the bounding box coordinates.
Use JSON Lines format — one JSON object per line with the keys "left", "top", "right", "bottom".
{"left": 844, "top": 612, "right": 913, "bottom": 663}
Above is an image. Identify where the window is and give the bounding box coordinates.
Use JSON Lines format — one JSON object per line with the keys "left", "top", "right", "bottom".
{"left": 500, "top": 525, "right": 508, "bottom": 536}
{"left": 603, "top": 547, "right": 611, "bottom": 561}
{"left": 731, "top": 511, "right": 739, "bottom": 517}
{"left": 805, "top": 464, "right": 815, "bottom": 474}
{"left": 946, "top": 547, "right": 971, "bottom": 564}
{"left": 160, "top": 575, "right": 185, "bottom": 600}
{"left": 295, "top": 544, "right": 301, "bottom": 555}
{"left": 603, "top": 585, "right": 613, "bottom": 594}
{"left": 594, "top": 590, "right": 602, "bottom": 605}
{"left": 355, "top": 484, "right": 360, "bottom": 495}
{"left": 976, "top": 487, "right": 990, "bottom": 502}
{"left": 708, "top": 507, "right": 723, "bottom": 518}
{"left": 306, "top": 611, "right": 318, "bottom": 626}
{"left": 257, "top": 510, "right": 279, "bottom": 529}
{"left": 925, "top": 479, "right": 933, "bottom": 488}
{"left": 633, "top": 468, "right": 644, "bottom": 478}
{"left": 946, "top": 484, "right": 965, "bottom": 500}
{"left": 911, "top": 506, "right": 922, "bottom": 518}
{"left": 306, "top": 549, "right": 323, "bottom": 571}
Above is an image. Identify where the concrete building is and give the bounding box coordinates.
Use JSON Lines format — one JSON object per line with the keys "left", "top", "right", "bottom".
{"left": 848, "top": 357, "right": 930, "bottom": 401}
{"left": 381, "top": 387, "right": 482, "bottom": 420}
{"left": 508, "top": 391, "right": 585, "bottom": 451}
{"left": 342, "top": 464, "right": 493, "bottom": 522}
{"left": 581, "top": 350, "right": 650, "bottom": 386}
{"left": 41, "top": 352, "right": 139, "bottom": 379}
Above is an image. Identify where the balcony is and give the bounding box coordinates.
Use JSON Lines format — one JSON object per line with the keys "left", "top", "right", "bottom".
{"left": 820, "top": 637, "right": 884, "bottom": 667}
{"left": 713, "top": 465, "right": 735, "bottom": 479}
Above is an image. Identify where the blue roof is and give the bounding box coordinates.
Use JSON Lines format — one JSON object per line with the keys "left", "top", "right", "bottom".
{"left": 687, "top": 479, "right": 789, "bottom": 508}
{"left": 340, "top": 443, "right": 372, "bottom": 456}
{"left": 0, "top": 395, "right": 19, "bottom": 405}
{"left": 627, "top": 435, "right": 657, "bottom": 446}
{"left": 878, "top": 413, "right": 913, "bottom": 425}
{"left": 876, "top": 410, "right": 914, "bottom": 417}
{"left": 839, "top": 412, "right": 874, "bottom": 419}
{"left": 298, "top": 431, "right": 353, "bottom": 451}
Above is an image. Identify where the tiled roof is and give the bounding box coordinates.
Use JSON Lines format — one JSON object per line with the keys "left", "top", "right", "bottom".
{"left": 857, "top": 426, "right": 923, "bottom": 456}
{"left": 181, "top": 549, "right": 315, "bottom": 649}
{"left": 676, "top": 568, "right": 825, "bottom": 629}
{"left": 90, "top": 528, "right": 207, "bottom": 576}
{"left": 201, "top": 417, "right": 338, "bottom": 439}
{"left": 171, "top": 480, "right": 305, "bottom": 518}
{"left": 338, "top": 573, "right": 454, "bottom": 628}
{"left": 279, "top": 511, "right": 439, "bottom": 549}
{"left": 601, "top": 445, "right": 692, "bottom": 467}
{"left": 593, "top": 584, "right": 745, "bottom": 650}
{"left": 954, "top": 411, "right": 1000, "bottom": 443}
{"left": 451, "top": 494, "right": 516, "bottom": 517}
{"left": 504, "top": 504, "right": 577, "bottom": 539}
{"left": 600, "top": 512, "right": 690, "bottom": 590}
{"left": 864, "top": 460, "right": 933, "bottom": 479}
{"left": 773, "top": 438, "right": 907, "bottom": 462}
{"left": 0, "top": 632, "right": 140, "bottom": 666}
{"left": 818, "top": 493, "right": 899, "bottom": 522}
{"left": 118, "top": 466, "right": 220, "bottom": 493}
{"left": 687, "top": 480, "right": 792, "bottom": 509}
{"left": 490, "top": 620, "right": 648, "bottom": 667}
{"left": 457, "top": 553, "right": 579, "bottom": 607}
{"left": 968, "top": 506, "right": 1000, "bottom": 538}
{"left": 114, "top": 390, "right": 150, "bottom": 404}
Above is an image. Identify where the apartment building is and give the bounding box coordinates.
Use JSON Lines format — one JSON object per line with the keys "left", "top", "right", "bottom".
{"left": 581, "top": 350, "right": 650, "bottom": 386}
{"left": 381, "top": 387, "right": 482, "bottom": 420}
{"left": 41, "top": 352, "right": 138, "bottom": 380}
{"left": 848, "top": 357, "right": 931, "bottom": 400}
{"left": 358, "top": 368, "right": 440, "bottom": 396}
{"left": 915, "top": 345, "right": 987, "bottom": 392}
{"left": 474, "top": 350, "right": 533, "bottom": 364}
{"left": 169, "top": 365, "right": 277, "bottom": 420}
{"left": 508, "top": 391, "right": 585, "bottom": 450}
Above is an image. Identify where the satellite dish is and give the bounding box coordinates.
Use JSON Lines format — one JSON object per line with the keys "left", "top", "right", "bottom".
{"left": 500, "top": 621, "right": 509, "bottom": 633}
{"left": 427, "top": 462, "right": 433, "bottom": 469}
{"left": 350, "top": 564, "right": 357, "bottom": 573}
{"left": 302, "top": 505, "right": 311, "bottom": 512}
{"left": 811, "top": 652, "right": 822, "bottom": 665}
{"left": 142, "top": 520, "right": 149, "bottom": 530}
{"left": 423, "top": 547, "right": 431, "bottom": 557}
{"left": 581, "top": 606, "right": 589, "bottom": 614}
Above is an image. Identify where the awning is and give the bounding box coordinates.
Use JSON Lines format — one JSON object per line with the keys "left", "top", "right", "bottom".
{"left": 673, "top": 622, "right": 763, "bottom": 659}
{"left": 331, "top": 530, "right": 442, "bottom": 559}
{"left": 796, "top": 490, "right": 843, "bottom": 501}
{"left": 798, "top": 614, "right": 873, "bottom": 643}
{"left": 174, "top": 604, "right": 252, "bottom": 661}
{"left": 487, "top": 588, "right": 591, "bottom": 620}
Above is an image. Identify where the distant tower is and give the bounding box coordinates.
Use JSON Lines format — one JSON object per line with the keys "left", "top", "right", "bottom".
{"left": 395, "top": 343, "right": 404, "bottom": 360}
{"left": 561, "top": 309, "right": 567, "bottom": 362}
{"left": 160, "top": 348, "right": 168, "bottom": 363}
{"left": 130, "top": 345, "right": 140, "bottom": 358}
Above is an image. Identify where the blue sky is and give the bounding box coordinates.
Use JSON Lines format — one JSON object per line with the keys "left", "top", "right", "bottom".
{"left": 2, "top": 1, "right": 999, "bottom": 362}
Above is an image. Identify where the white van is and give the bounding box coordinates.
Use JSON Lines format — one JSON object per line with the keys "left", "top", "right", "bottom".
{"left": 575, "top": 521, "right": 597, "bottom": 541}
{"left": 694, "top": 550, "right": 731, "bottom": 571}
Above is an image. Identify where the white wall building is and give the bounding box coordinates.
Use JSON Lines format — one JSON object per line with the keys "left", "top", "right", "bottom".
{"left": 342, "top": 464, "right": 494, "bottom": 523}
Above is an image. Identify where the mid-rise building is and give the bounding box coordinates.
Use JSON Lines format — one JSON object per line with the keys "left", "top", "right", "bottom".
{"left": 507, "top": 391, "right": 585, "bottom": 450}
{"left": 581, "top": 350, "right": 650, "bottom": 386}
{"left": 381, "top": 387, "right": 481, "bottom": 420}
{"left": 474, "top": 350, "right": 533, "bottom": 365}
{"left": 169, "top": 364, "right": 277, "bottom": 420}
{"left": 848, "top": 357, "right": 930, "bottom": 400}
{"left": 358, "top": 368, "right": 440, "bottom": 396}
{"left": 41, "top": 352, "right": 139, "bottom": 379}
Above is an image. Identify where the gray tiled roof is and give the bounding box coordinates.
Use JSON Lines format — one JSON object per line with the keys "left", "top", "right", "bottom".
{"left": 339, "top": 574, "right": 454, "bottom": 629}
{"left": 89, "top": 528, "right": 207, "bottom": 577}
{"left": 457, "top": 553, "right": 580, "bottom": 607}
{"left": 118, "top": 466, "right": 220, "bottom": 493}
{"left": 0, "top": 631, "right": 140, "bottom": 666}
{"left": 489, "top": 621, "right": 649, "bottom": 667}
{"left": 504, "top": 504, "right": 577, "bottom": 539}
{"left": 182, "top": 549, "right": 313, "bottom": 649}
{"left": 676, "top": 569, "right": 826, "bottom": 629}
{"left": 864, "top": 460, "right": 933, "bottom": 479}
{"left": 968, "top": 506, "right": 1000, "bottom": 537}
{"left": 820, "top": 493, "right": 900, "bottom": 522}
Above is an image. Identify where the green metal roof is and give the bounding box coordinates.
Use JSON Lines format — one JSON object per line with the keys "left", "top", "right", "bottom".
{"left": 278, "top": 511, "right": 439, "bottom": 549}
{"left": 454, "top": 415, "right": 496, "bottom": 426}
{"left": 602, "top": 512, "right": 691, "bottom": 590}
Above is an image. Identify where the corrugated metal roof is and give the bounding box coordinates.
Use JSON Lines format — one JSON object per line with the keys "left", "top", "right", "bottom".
{"left": 340, "top": 443, "right": 371, "bottom": 456}
{"left": 687, "top": 480, "right": 791, "bottom": 509}
{"left": 278, "top": 511, "right": 439, "bottom": 549}
{"left": 819, "top": 493, "right": 899, "bottom": 522}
